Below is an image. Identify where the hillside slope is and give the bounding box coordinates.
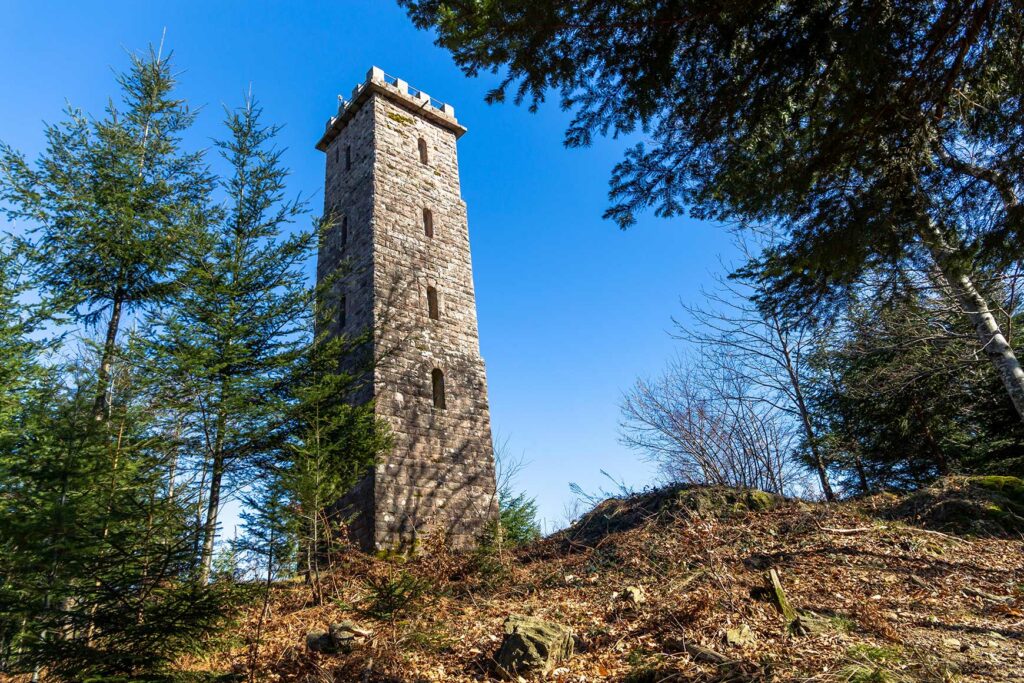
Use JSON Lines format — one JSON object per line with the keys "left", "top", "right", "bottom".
{"left": 185, "top": 481, "right": 1024, "bottom": 682}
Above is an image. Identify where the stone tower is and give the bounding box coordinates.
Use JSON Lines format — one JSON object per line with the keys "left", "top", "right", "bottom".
{"left": 315, "top": 67, "right": 498, "bottom": 551}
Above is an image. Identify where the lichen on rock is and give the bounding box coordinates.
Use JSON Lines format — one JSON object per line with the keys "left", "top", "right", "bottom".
{"left": 495, "top": 615, "right": 573, "bottom": 679}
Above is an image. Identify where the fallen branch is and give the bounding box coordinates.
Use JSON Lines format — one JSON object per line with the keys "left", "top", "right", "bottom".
{"left": 683, "top": 641, "right": 735, "bottom": 665}
{"left": 820, "top": 522, "right": 964, "bottom": 543}
{"left": 963, "top": 586, "right": 1013, "bottom": 604}
{"left": 663, "top": 637, "right": 736, "bottom": 666}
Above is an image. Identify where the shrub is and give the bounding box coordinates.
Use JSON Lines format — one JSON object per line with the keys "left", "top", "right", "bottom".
{"left": 499, "top": 490, "right": 541, "bottom": 547}
{"left": 358, "top": 570, "right": 431, "bottom": 620}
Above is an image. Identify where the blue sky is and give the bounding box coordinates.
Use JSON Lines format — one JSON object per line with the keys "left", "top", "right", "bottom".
{"left": 0, "top": 1, "right": 736, "bottom": 529}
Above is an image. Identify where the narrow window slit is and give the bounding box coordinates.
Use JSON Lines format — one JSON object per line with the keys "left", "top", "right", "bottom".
{"left": 431, "top": 368, "right": 446, "bottom": 409}
{"left": 427, "top": 286, "right": 439, "bottom": 320}
{"left": 418, "top": 137, "right": 428, "bottom": 165}
{"left": 423, "top": 208, "right": 434, "bottom": 238}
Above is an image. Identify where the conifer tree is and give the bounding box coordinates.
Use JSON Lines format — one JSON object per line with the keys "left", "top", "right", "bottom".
{"left": 402, "top": 0, "right": 1024, "bottom": 422}
{"left": 0, "top": 47, "right": 231, "bottom": 677}
{"left": 0, "top": 240, "right": 50, "bottom": 670}
{"left": 0, "top": 240, "right": 47, "bottom": 449}
{"left": 147, "top": 96, "right": 314, "bottom": 584}
{"left": 810, "top": 288, "right": 1024, "bottom": 491}
{"left": 0, "top": 45, "right": 211, "bottom": 421}
{"left": 0, "top": 345, "right": 229, "bottom": 679}
{"left": 279, "top": 326, "right": 390, "bottom": 603}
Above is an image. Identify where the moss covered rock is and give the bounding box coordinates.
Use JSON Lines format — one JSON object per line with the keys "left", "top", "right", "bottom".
{"left": 560, "top": 485, "right": 785, "bottom": 546}
{"left": 495, "top": 615, "right": 573, "bottom": 678}
{"left": 670, "top": 486, "right": 782, "bottom": 515}
{"left": 888, "top": 476, "right": 1024, "bottom": 536}
{"left": 745, "top": 489, "right": 779, "bottom": 511}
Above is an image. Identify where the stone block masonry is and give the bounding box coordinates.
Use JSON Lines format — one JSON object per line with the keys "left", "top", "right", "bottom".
{"left": 316, "top": 67, "right": 498, "bottom": 551}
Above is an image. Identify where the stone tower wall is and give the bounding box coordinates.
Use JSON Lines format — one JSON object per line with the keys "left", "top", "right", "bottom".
{"left": 318, "top": 68, "right": 498, "bottom": 551}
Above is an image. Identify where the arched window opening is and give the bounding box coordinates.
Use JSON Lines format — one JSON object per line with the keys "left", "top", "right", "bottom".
{"left": 427, "top": 286, "right": 439, "bottom": 320}
{"left": 423, "top": 208, "right": 434, "bottom": 238}
{"left": 345, "top": 145, "right": 352, "bottom": 171}
{"left": 341, "top": 215, "right": 348, "bottom": 248}
{"left": 431, "top": 368, "right": 446, "bottom": 409}
{"left": 418, "top": 137, "right": 428, "bottom": 165}
{"left": 333, "top": 147, "right": 339, "bottom": 164}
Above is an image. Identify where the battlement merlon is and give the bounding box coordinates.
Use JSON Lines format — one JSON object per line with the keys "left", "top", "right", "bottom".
{"left": 316, "top": 66, "right": 466, "bottom": 151}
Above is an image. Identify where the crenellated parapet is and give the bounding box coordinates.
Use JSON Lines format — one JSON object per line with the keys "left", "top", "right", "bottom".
{"left": 317, "top": 66, "right": 465, "bottom": 153}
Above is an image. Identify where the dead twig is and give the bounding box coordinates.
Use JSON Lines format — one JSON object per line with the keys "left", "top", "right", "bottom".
{"left": 820, "top": 526, "right": 874, "bottom": 534}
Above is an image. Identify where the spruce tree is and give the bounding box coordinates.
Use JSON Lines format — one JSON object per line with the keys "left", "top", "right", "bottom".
{"left": 279, "top": 326, "right": 390, "bottom": 603}
{"left": 0, "top": 239, "right": 50, "bottom": 671}
{"left": 0, "top": 240, "right": 47, "bottom": 449}
{"left": 146, "top": 96, "right": 314, "bottom": 584}
{"left": 0, "top": 46, "right": 211, "bottom": 421}
{"left": 0, "top": 345, "right": 229, "bottom": 679}
{"left": 402, "top": 1, "right": 1024, "bottom": 422}
{"left": 810, "top": 291, "right": 1024, "bottom": 491}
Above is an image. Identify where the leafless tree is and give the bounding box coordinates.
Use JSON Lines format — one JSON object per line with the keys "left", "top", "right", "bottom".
{"left": 492, "top": 432, "right": 526, "bottom": 503}
{"left": 621, "top": 357, "right": 798, "bottom": 494}
{"left": 664, "top": 235, "right": 835, "bottom": 499}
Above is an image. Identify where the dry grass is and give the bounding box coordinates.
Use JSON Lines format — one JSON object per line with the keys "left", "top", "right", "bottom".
{"left": 14, "top": 485, "right": 1022, "bottom": 682}
{"left": 172, "top": 487, "right": 1024, "bottom": 682}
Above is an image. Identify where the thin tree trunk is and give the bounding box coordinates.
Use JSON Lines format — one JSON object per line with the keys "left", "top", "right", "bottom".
{"left": 199, "top": 382, "right": 230, "bottom": 583}
{"left": 310, "top": 505, "right": 322, "bottom": 606}
{"left": 86, "top": 411, "right": 128, "bottom": 644}
{"left": 800, "top": 410, "right": 835, "bottom": 501}
{"left": 853, "top": 452, "right": 871, "bottom": 495}
{"left": 198, "top": 449, "right": 224, "bottom": 585}
{"left": 92, "top": 292, "right": 124, "bottom": 422}
{"left": 194, "top": 458, "right": 209, "bottom": 568}
{"left": 247, "top": 528, "right": 274, "bottom": 682}
{"left": 922, "top": 224, "right": 1024, "bottom": 422}
{"left": 772, "top": 318, "right": 836, "bottom": 501}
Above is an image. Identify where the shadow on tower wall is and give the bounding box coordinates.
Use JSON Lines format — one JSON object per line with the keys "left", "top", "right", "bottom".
{"left": 332, "top": 268, "right": 498, "bottom": 552}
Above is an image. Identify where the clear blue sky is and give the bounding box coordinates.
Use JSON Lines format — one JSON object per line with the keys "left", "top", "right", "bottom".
{"left": 0, "top": 1, "right": 736, "bottom": 529}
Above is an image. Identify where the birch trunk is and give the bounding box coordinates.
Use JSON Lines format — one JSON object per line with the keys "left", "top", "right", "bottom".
{"left": 921, "top": 224, "right": 1024, "bottom": 422}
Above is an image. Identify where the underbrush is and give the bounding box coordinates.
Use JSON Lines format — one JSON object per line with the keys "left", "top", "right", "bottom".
{"left": 154, "top": 482, "right": 1022, "bottom": 683}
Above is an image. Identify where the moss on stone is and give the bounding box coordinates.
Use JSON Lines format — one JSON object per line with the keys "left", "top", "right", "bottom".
{"left": 671, "top": 487, "right": 781, "bottom": 516}
{"left": 495, "top": 615, "right": 573, "bottom": 678}
{"left": 887, "top": 475, "right": 1024, "bottom": 536}
{"left": 969, "top": 475, "right": 1024, "bottom": 501}
{"left": 559, "top": 484, "right": 786, "bottom": 547}
{"left": 386, "top": 111, "right": 415, "bottom": 125}
{"left": 745, "top": 489, "right": 778, "bottom": 511}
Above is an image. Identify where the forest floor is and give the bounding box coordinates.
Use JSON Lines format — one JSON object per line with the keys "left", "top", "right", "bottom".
{"left": 181, "top": 478, "right": 1024, "bottom": 682}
